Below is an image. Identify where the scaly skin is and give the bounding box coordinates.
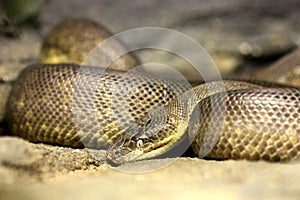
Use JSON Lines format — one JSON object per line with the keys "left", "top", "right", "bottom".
{"left": 5, "top": 19, "right": 300, "bottom": 165}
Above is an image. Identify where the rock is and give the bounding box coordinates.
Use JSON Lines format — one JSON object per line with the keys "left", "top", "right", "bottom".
{"left": 234, "top": 48, "right": 300, "bottom": 87}
{"left": 255, "top": 48, "right": 300, "bottom": 86}
{"left": 41, "top": 0, "right": 299, "bottom": 75}
{"left": 0, "top": 29, "right": 40, "bottom": 82}
{"left": 0, "top": 137, "right": 106, "bottom": 185}
{"left": 0, "top": 137, "right": 43, "bottom": 185}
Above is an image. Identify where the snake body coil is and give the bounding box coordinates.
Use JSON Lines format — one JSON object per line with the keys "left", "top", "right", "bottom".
{"left": 6, "top": 63, "right": 300, "bottom": 164}
{"left": 5, "top": 19, "right": 300, "bottom": 164}
{"left": 6, "top": 64, "right": 189, "bottom": 148}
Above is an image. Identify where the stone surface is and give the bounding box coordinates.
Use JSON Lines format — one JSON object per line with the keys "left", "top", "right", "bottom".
{"left": 38, "top": 0, "right": 298, "bottom": 80}
{"left": 0, "top": 28, "right": 40, "bottom": 82}
{"left": 0, "top": 137, "right": 106, "bottom": 185}
{"left": 1, "top": 0, "right": 300, "bottom": 81}
{"left": 234, "top": 48, "right": 300, "bottom": 87}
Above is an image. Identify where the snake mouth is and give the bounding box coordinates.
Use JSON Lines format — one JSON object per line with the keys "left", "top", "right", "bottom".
{"left": 106, "top": 132, "right": 178, "bottom": 165}
{"left": 106, "top": 143, "right": 172, "bottom": 165}
{"left": 105, "top": 128, "right": 143, "bottom": 164}
{"left": 106, "top": 145, "right": 144, "bottom": 165}
{"left": 106, "top": 117, "right": 189, "bottom": 165}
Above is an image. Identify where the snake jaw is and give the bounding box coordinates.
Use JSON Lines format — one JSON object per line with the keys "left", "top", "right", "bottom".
{"left": 106, "top": 106, "right": 188, "bottom": 165}
{"left": 106, "top": 126, "right": 182, "bottom": 165}
{"left": 106, "top": 136, "right": 175, "bottom": 165}
{"left": 106, "top": 133, "right": 146, "bottom": 164}
{"left": 106, "top": 145, "right": 144, "bottom": 165}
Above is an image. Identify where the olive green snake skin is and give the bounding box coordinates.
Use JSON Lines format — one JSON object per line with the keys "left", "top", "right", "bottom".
{"left": 5, "top": 19, "right": 300, "bottom": 164}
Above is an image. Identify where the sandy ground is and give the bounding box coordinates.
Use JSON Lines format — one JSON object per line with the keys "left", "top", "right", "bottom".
{"left": 1, "top": 137, "right": 300, "bottom": 200}
{"left": 1, "top": 0, "right": 300, "bottom": 199}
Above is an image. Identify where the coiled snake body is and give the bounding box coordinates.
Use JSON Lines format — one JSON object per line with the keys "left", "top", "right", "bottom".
{"left": 5, "top": 19, "right": 300, "bottom": 164}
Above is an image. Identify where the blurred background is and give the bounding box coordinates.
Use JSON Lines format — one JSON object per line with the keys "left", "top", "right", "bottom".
{"left": 1, "top": 0, "right": 300, "bottom": 79}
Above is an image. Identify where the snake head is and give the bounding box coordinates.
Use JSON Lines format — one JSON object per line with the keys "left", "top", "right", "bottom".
{"left": 106, "top": 107, "right": 182, "bottom": 165}
{"left": 106, "top": 132, "right": 149, "bottom": 165}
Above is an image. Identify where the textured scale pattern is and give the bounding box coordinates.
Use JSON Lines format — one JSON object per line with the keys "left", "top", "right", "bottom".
{"left": 106, "top": 80, "right": 300, "bottom": 164}
{"left": 41, "top": 19, "right": 139, "bottom": 69}
{"left": 6, "top": 18, "right": 300, "bottom": 163}
{"left": 191, "top": 88, "right": 300, "bottom": 161}
{"left": 6, "top": 64, "right": 190, "bottom": 148}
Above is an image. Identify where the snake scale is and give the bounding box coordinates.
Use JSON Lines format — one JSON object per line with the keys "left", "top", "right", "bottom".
{"left": 5, "top": 19, "right": 300, "bottom": 164}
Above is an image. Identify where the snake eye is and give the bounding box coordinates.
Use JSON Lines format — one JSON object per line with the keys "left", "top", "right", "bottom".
{"left": 145, "top": 118, "right": 151, "bottom": 126}
{"left": 139, "top": 115, "right": 152, "bottom": 127}
{"left": 137, "top": 139, "right": 144, "bottom": 148}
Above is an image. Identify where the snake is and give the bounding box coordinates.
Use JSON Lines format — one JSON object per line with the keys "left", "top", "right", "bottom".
{"left": 4, "top": 19, "right": 300, "bottom": 164}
